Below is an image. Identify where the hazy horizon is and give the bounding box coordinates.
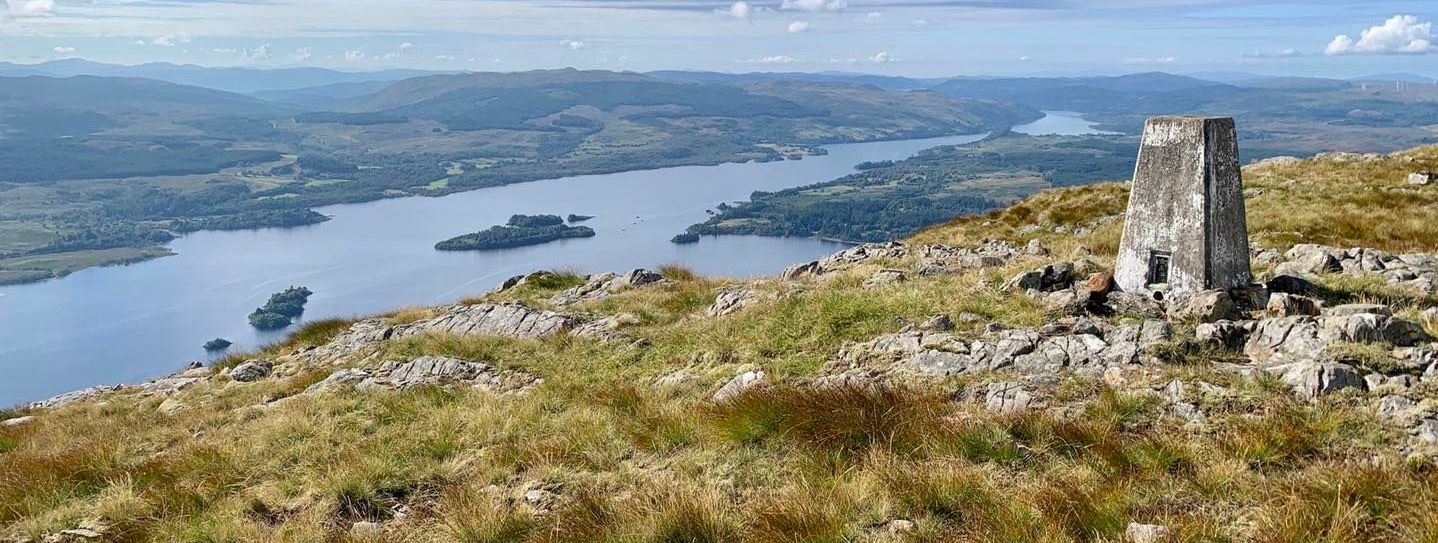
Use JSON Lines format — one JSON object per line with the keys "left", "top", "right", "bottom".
{"left": 0, "top": 1, "right": 1433, "bottom": 80}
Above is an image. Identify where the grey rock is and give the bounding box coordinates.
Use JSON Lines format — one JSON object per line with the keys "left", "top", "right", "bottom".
{"left": 1416, "top": 419, "right": 1438, "bottom": 444}
{"left": 1196, "top": 320, "right": 1250, "bottom": 351}
{"left": 1245, "top": 317, "right": 1327, "bottom": 364}
{"left": 654, "top": 371, "right": 698, "bottom": 389}
{"left": 1409, "top": 171, "right": 1435, "bottom": 186}
{"left": 1002, "top": 269, "right": 1044, "bottom": 292}
{"left": 1, "top": 416, "right": 35, "bottom": 427}
{"left": 1172, "top": 402, "right": 1205, "bottom": 423}
{"left": 985, "top": 382, "right": 1033, "bottom": 413}
{"left": 713, "top": 370, "right": 765, "bottom": 402}
{"left": 137, "top": 377, "right": 203, "bottom": 397}
{"left": 396, "top": 303, "right": 580, "bottom": 340}
{"left": 1266, "top": 274, "right": 1316, "bottom": 295}
{"left": 304, "top": 368, "right": 373, "bottom": 394}
{"left": 1169, "top": 289, "right": 1241, "bottom": 323}
{"left": 1326, "top": 303, "right": 1392, "bottom": 317}
{"left": 1025, "top": 239, "right": 1049, "bottom": 256}
{"left": 707, "top": 289, "right": 755, "bottom": 318}
{"left": 901, "top": 350, "right": 975, "bottom": 377}
{"left": 1125, "top": 522, "right": 1172, "bottom": 543}
{"left": 1378, "top": 395, "right": 1416, "bottom": 420}
{"left": 782, "top": 260, "right": 821, "bottom": 280}
{"left": 384, "top": 356, "right": 493, "bottom": 390}
{"left": 919, "top": 314, "right": 955, "bottom": 332}
{"left": 349, "top": 522, "right": 383, "bottom": 537}
{"left": 1013, "top": 334, "right": 1108, "bottom": 374}
{"left": 863, "top": 269, "right": 908, "bottom": 288}
{"left": 572, "top": 316, "right": 634, "bottom": 342}
{"left": 29, "top": 385, "right": 123, "bottom": 410}
{"left": 1265, "top": 361, "right": 1364, "bottom": 399}
{"left": 975, "top": 329, "right": 1042, "bottom": 370}
{"left": 1105, "top": 291, "right": 1166, "bottom": 319}
{"left": 229, "top": 360, "right": 273, "bottom": 383}
{"left": 1267, "top": 292, "right": 1320, "bottom": 317}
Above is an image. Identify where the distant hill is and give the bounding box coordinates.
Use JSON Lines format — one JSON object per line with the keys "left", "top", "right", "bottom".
{"left": 931, "top": 72, "right": 1239, "bottom": 114}
{"left": 647, "top": 70, "right": 936, "bottom": 91}
{"left": 0, "top": 75, "right": 293, "bottom": 138}
{"left": 0, "top": 59, "right": 451, "bottom": 93}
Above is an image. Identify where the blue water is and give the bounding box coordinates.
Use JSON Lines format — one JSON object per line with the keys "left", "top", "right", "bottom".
{"left": 1013, "top": 111, "right": 1122, "bottom": 136}
{"left": 0, "top": 133, "right": 988, "bottom": 405}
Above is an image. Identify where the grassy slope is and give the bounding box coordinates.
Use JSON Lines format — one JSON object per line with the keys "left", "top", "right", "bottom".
{"left": 3, "top": 149, "right": 1438, "bottom": 542}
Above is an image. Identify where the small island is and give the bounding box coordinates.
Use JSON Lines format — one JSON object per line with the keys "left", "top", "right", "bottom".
{"left": 203, "top": 338, "right": 232, "bottom": 351}
{"left": 435, "top": 214, "right": 595, "bottom": 251}
{"left": 567, "top": 214, "right": 595, "bottom": 223}
{"left": 670, "top": 232, "right": 701, "bottom": 244}
{"left": 248, "top": 286, "right": 314, "bottom": 330}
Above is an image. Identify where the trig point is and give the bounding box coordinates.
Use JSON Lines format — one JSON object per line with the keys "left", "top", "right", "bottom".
{"left": 1115, "top": 116, "right": 1252, "bottom": 300}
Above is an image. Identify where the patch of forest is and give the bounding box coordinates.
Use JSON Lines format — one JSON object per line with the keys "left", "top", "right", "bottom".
{"left": 434, "top": 215, "right": 596, "bottom": 251}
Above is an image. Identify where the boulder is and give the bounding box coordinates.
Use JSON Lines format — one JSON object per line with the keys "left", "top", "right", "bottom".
{"left": 1195, "top": 320, "right": 1251, "bottom": 351}
{"left": 1025, "top": 239, "right": 1049, "bottom": 256}
{"left": 1416, "top": 419, "right": 1438, "bottom": 444}
{"left": 1279, "top": 244, "right": 1343, "bottom": 276}
{"left": 1320, "top": 313, "right": 1430, "bottom": 346}
{"left": 1102, "top": 320, "right": 1171, "bottom": 365}
{"left": 1326, "top": 303, "right": 1392, "bottom": 317}
{"left": 1265, "top": 361, "right": 1364, "bottom": 399}
{"left": 985, "top": 382, "right": 1033, "bottom": 414}
{"left": 1013, "top": 334, "right": 1108, "bottom": 374}
{"left": 1409, "top": 171, "right": 1435, "bottom": 186}
{"left": 572, "top": 315, "right": 635, "bottom": 343}
{"left": 1105, "top": 291, "right": 1166, "bottom": 319}
{"left": 918, "top": 314, "right": 955, "bottom": 332}
{"left": 707, "top": 289, "right": 755, "bottom": 317}
{"left": 713, "top": 370, "right": 765, "bottom": 402}
{"left": 1082, "top": 272, "right": 1115, "bottom": 296}
{"left": 1377, "top": 395, "right": 1417, "bottom": 421}
{"left": 1266, "top": 292, "right": 1320, "bottom": 317}
{"left": 2, "top": 416, "right": 35, "bottom": 427}
{"left": 230, "top": 360, "right": 273, "bottom": 383}
{"left": 1266, "top": 274, "right": 1315, "bottom": 295}
{"left": 781, "top": 260, "right": 821, "bottom": 280}
{"left": 1244, "top": 317, "right": 1327, "bottom": 364}
{"left": 1168, "top": 290, "right": 1241, "bottom": 323}
{"left": 304, "top": 368, "right": 373, "bottom": 394}
{"left": 1002, "top": 269, "right": 1044, "bottom": 292}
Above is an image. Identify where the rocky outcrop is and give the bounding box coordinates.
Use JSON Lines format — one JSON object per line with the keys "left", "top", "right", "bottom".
{"left": 395, "top": 303, "right": 581, "bottom": 340}
{"left": 29, "top": 385, "right": 123, "bottom": 410}
{"left": 1265, "top": 361, "right": 1364, "bottom": 400}
{"left": 550, "top": 269, "right": 667, "bottom": 305}
{"left": 713, "top": 370, "right": 765, "bottom": 402}
{"left": 1276, "top": 244, "right": 1437, "bottom": 295}
{"left": 304, "top": 356, "right": 539, "bottom": 395}
{"left": 985, "top": 382, "right": 1033, "bottom": 413}
{"left": 229, "top": 360, "right": 273, "bottom": 382}
{"left": 707, "top": 289, "right": 755, "bottom": 317}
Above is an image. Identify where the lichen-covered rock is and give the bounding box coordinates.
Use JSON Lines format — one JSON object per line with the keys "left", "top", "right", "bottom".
{"left": 1103, "top": 320, "right": 1172, "bottom": 365}
{"left": 395, "top": 303, "right": 580, "bottom": 340}
{"left": 1265, "top": 361, "right": 1364, "bottom": 399}
{"left": 1195, "top": 320, "right": 1251, "bottom": 351}
{"left": 918, "top": 314, "right": 955, "bottom": 332}
{"left": 985, "top": 382, "right": 1033, "bottom": 413}
{"left": 1104, "top": 291, "right": 1166, "bottom": 319}
{"left": 820, "top": 242, "right": 909, "bottom": 270}
{"left": 28, "top": 385, "right": 123, "bottom": 410}
{"left": 1013, "top": 334, "right": 1108, "bottom": 374}
{"left": 1168, "top": 289, "right": 1241, "bottom": 323}
{"left": 1125, "top": 522, "right": 1172, "bottom": 543}
{"left": 1244, "top": 317, "right": 1327, "bottom": 364}
{"left": 550, "top": 269, "right": 666, "bottom": 305}
{"left": 713, "top": 370, "right": 765, "bottom": 402}
{"left": 781, "top": 260, "right": 820, "bottom": 280}
{"left": 707, "top": 289, "right": 755, "bottom": 317}
{"left": 378, "top": 356, "right": 488, "bottom": 390}
{"left": 304, "top": 368, "right": 373, "bottom": 394}
{"left": 572, "top": 315, "right": 637, "bottom": 343}
{"left": 230, "top": 360, "right": 273, "bottom": 382}
{"left": 137, "top": 377, "right": 203, "bottom": 397}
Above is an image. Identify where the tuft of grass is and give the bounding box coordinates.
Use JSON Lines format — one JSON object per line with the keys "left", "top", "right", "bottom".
{"left": 1327, "top": 341, "right": 1407, "bottom": 375}
{"left": 708, "top": 384, "right": 951, "bottom": 460}
{"left": 658, "top": 264, "right": 699, "bottom": 282}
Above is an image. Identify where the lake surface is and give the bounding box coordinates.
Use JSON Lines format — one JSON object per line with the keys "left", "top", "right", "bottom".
{"left": 1013, "top": 111, "right": 1122, "bottom": 136}
{"left": 0, "top": 133, "right": 987, "bottom": 405}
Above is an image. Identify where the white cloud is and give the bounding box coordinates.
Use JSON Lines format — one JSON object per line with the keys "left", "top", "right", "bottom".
{"left": 561, "top": 39, "right": 586, "bottom": 50}
{"left": 52, "top": 45, "right": 74, "bottom": 54}
{"left": 290, "top": 47, "right": 313, "bottom": 61}
{"left": 911, "top": 18, "right": 930, "bottom": 28}
{"left": 7, "top": 0, "right": 53, "bottom": 16}
{"left": 869, "top": 51, "right": 896, "bottom": 63}
{"left": 434, "top": 54, "right": 453, "bottom": 61}
{"left": 741, "top": 54, "right": 797, "bottom": 63}
{"left": 241, "top": 43, "right": 272, "bottom": 61}
{"left": 344, "top": 49, "right": 366, "bottom": 61}
{"left": 780, "top": 0, "right": 845, "bottom": 13}
{"left": 1124, "top": 56, "right": 1176, "bottom": 65}
{"left": 1326, "top": 15, "right": 1432, "bottom": 55}
{"left": 717, "top": 1, "right": 751, "bottom": 20}
{"left": 399, "top": 41, "right": 415, "bottom": 52}
{"left": 856, "top": 12, "right": 882, "bottom": 24}
{"left": 152, "top": 33, "right": 192, "bottom": 47}
{"left": 787, "top": 21, "right": 810, "bottom": 33}
{"left": 211, "top": 47, "right": 238, "bottom": 54}
{"left": 1018, "top": 55, "right": 1031, "bottom": 62}
{"left": 1242, "top": 48, "right": 1303, "bottom": 59}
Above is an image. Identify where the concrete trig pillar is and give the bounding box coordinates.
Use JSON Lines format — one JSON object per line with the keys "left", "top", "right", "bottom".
{"left": 1114, "top": 116, "right": 1251, "bottom": 300}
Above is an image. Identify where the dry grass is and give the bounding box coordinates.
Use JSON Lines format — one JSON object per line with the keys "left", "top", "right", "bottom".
{"left": 6, "top": 149, "right": 1438, "bottom": 541}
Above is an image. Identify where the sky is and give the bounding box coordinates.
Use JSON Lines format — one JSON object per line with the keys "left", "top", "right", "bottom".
{"left": 0, "top": 0, "right": 1435, "bottom": 78}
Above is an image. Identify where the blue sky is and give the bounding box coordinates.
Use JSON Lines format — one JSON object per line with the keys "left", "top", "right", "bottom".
{"left": 0, "top": 0, "right": 1434, "bottom": 77}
